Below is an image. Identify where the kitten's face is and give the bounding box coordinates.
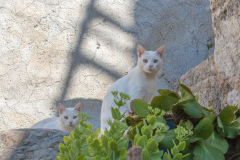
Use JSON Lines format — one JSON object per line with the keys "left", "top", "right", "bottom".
{"left": 137, "top": 45, "right": 165, "bottom": 74}
{"left": 59, "top": 103, "right": 81, "bottom": 128}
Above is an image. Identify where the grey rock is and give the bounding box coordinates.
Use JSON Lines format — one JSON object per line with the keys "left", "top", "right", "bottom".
{"left": 178, "top": 0, "right": 240, "bottom": 111}
{"left": 0, "top": 129, "right": 69, "bottom": 160}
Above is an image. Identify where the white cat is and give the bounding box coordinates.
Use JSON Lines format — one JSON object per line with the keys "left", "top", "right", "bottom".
{"left": 31, "top": 103, "right": 81, "bottom": 132}
{"left": 101, "top": 44, "right": 165, "bottom": 134}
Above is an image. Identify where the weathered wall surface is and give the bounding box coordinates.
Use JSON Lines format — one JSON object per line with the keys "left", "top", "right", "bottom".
{"left": 0, "top": 129, "right": 69, "bottom": 160}
{"left": 179, "top": 0, "right": 240, "bottom": 111}
{"left": 0, "top": 0, "right": 214, "bottom": 131}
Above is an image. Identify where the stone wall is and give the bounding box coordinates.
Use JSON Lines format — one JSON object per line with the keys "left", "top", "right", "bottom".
{"left": 0, "top": 129, "right": 69, "bottom": 160}
{"left": 179, "top": 0, "right": 240, "bottom": 111}
{"left": 0, "top": 0, "right": 214, "bottom": 131}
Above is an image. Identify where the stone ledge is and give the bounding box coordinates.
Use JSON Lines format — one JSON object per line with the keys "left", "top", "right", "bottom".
{"left": 0, "top": 129, "right": 69, "bottom": 160}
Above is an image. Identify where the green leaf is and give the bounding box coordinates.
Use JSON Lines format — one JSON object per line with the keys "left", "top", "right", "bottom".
{"left": 147, "top": 115, "right": 156, "bottom": 126}
{"left": 177, "top": 80, "right": 195, "bottom": 101}
{"left": 76, "top": 154, "right": 86, "bottom": 160}
{"left": 202, "top": 110, "right": 217, "bottom": 122}
{"left": 223, "top": 118, "right": 240, "bottom": 138}
{"left": 93, "top": 128, "right": 101, "bottom": 138}
{"left": 158, "top": 89, "right": 181, "bottom": 100}
{"left": 172, "top": 100, "right": 204, "bottom": 118}
{"left": 137, "top": 135, "right": 148, "bottom": 149}
{"left": 150, "top": 150, "right": 163, "bottom": 160}
{"left": 230, "top": 106, "right": 238, "bottom": 112}
{"left": 130, "top": 99, "right": 150, "bottom": 117}
{"left": 235, "top": 109, "right": 240, "bottom": 117}
{"left": 111, "top": 107, "right": 121, "bottom": 120}
{"left": 142, "top": 148, "right": 150, "bottom": 160}
{"left": 219, "top": 106, "right": 235, "bottom": 124}
{"left": 141, "top": 125, "right": 153, "bottom": 138}
{"left": 159, "top": 130, "right": 178, "bottom": 149}
{"left": 89, "top": 139, "right": 101, "bottom": 151}
{"left": 101, "top": 135, "right": 109, "bottom": 151}
{"left": 171, "top": 146, "right": 179, "bottom": 156}
{"left": 59, "top": 143, "right": 66, "bottom": 152}
{"left": 193, "top": 141, "right": 225, "bottom": 160}
{"left": 151, "top": 95, "right": 179, "bottom": 112}
{"left": 185, "top": 120, "right": 193, "bottom": 130}
{"left": 204, "top": 131, "right": 228, "bottom": 154}
{"left": 178, "top": 141, "right": 186, "bottom": 151}
{"left": 63, "top": 136, "right": 71, "bottom": 145}
{"left": 118, "top": 138, "right": 129, "bottom": 150}
{"left": 189, "top": 137, "right": 202, "bottom": 143}
{"left": 109, "top": 140, "right": 119, "bottom": 152}
{"left": 146, "top": 139, "right": 158, "bottom": 152}
{"left": 172, "top": 153, "right": 183, "bottom": 160}
{"left": 194, "top": 118, "right": 214, "bottom": 140}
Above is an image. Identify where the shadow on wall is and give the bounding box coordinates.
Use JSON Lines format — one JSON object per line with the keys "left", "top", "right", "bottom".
{"left": 58, "top": 0, "right": 137, "bottom": 103}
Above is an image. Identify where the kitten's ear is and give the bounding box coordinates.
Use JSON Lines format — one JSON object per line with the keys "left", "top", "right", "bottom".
{"left": 156, "top": 45, "right": 165, "bottom": 58}
{"left": 74, "top": 102, "right": 81, "bottom": 112}
{"left": 137, "top": 44, "right": 146, "bottom": 57}
{"left": 59, "top": 103, "right": 66, "bottom": 114}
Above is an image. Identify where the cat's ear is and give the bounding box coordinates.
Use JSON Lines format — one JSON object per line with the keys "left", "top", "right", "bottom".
{"left": 59, "top": 103, "right": 66, "bottom": 114}
{"left": 156, "top": 45, "right": 165, "bottom": 58}
{"left": 74, "top": 102, "right": 81, "bottom": 112}
{"left": 137, "top": 44, "right": 146, "bottom": 57}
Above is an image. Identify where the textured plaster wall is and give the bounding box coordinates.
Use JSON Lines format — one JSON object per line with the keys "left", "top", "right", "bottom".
{"left": 0, "top": 0, "right": 214, "bottom": 131}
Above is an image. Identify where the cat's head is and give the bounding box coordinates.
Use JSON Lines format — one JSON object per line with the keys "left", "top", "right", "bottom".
{"left": 137, "top": 44, "right": 165, "bottom": 74}
{"left": 59, "top": 102, "right": 81, "bottom": 128}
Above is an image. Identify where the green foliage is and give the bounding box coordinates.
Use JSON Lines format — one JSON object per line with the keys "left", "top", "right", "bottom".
{"left": 57, "top": 81, "right": 240, "bottom": 160}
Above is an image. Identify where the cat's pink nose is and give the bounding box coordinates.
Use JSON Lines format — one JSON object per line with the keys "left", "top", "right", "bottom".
{"left": 69, "top": 122, "right": 73, "bottom": 125}
{"left": 149, "top": 65, "right": 153, "bottom": 69}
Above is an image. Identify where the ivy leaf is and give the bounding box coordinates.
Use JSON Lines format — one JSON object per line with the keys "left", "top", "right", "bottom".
{"left": 193, "top": 141, "right": 225, "bottom": 160}
{"left": 202, "top": 110, "right": 216, "bottom": 122}
{"left": 158, "top": 89, "right": 181, "bottom": 100}
{"left": 204, "top": 131, "right": 229, "bottom": 154}
{"left": 223, "top": 118, "right": 240, "bottom": 138}
{"left": 194, "top": 118, "right": 214, "bottom": 140}
{"left": 159, "top": 130, "right": 178, "bottom": 149}
{"left": 130, "top": 99, "right": 150, "bottom": 117}
{"left": 172, "top": 100, "right": 203, "bottom": 118}
{"left": 150, "top": 150, "right": 164, "bottom": 160}
{"left": 151, "top": 95, "right": 179, "bottom": 112}
{"left": 177, "top": 80, "right": 195, "bottom": 101}
{"left": 219, "top": 106, "right": 236, "bottom": 124}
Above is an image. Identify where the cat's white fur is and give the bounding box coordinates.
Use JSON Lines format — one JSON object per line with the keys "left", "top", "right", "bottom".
{"left": 101, "top": 44, "right": 165, "bottom": 134}
{"left": 31, "top": 103, "right": 81, "bottom": 132}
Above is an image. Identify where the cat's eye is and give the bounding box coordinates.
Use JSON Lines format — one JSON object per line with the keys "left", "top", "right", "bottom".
{"left": 143, "top": 59, "right": 148, "bottom": 63}
{"left": 73, "top": 116, "right": 77, "bottom": 119}
{"left": 153, "top": 59, "right": 158, "bottom": 63}
{"left": 64, "top": 116, "right": 68, "bottom": 119}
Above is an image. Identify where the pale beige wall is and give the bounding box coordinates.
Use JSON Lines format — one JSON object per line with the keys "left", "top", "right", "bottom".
{"left": 0, "top": 0, "right": 214, "bottom": 131}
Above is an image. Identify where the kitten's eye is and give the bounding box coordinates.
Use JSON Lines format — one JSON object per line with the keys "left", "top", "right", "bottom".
{"left": 73, "top": 116, "right": 77, "bottom": 119}
{"left": 153, "top": 59, "right": 158, "bottom": 63}
{"left": 64, "top": 116, "right": 68, "bottom": 119}
{"left": 143, "top": 59, "right": 148, "bottom": 63}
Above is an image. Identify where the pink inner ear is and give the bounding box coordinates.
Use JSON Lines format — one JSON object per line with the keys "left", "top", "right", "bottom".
{"left": 137, "top": 44, "right": 146, "bottom": 57}
{"left": 156, "top": 45, "right": 165, "bottom": 58}
{"left": 59, "top": 103, "right": 66, "bottom": 114}
{"left": 74, "top": 102, "right": 81, "bottom": 112}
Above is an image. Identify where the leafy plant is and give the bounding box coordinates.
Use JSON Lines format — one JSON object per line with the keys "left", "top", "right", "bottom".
{"left": 128, "top": 80, "right": 240, "bottom": 160}
{"left": 57, "top": 81, "right": 240, "bottom": 160}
